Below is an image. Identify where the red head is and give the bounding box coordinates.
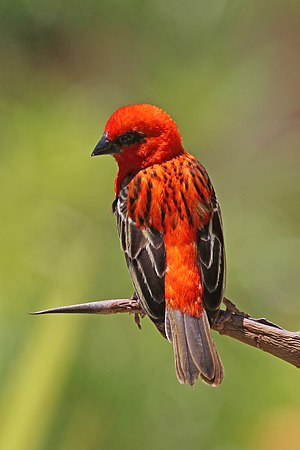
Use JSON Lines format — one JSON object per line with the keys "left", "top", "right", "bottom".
{"left": 92, "top": 104, "right": 185, "bottom": 192}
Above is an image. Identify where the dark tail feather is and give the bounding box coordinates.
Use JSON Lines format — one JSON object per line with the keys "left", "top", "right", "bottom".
{"left": 165, "top": 307, "right": 224, "bottom": 386}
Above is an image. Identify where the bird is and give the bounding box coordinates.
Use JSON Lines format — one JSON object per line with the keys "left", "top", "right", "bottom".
{"left": 91, "top": 104, "right": 226, "bottom": 386}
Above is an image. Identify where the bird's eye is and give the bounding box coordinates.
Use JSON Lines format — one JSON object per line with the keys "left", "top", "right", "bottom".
{"left": 116, "top": 131, "right": 145, "bottom": 147}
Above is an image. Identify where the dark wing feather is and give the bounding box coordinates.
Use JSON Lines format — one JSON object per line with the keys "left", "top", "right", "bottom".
{"left": 197, "top": 194, "right": 226, "bottom": 319}
{"left": 113, "top": 185, "right": 166, "bottom": 323}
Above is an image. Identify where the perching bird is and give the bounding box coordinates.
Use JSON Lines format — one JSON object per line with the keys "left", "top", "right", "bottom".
{"left": 92, "top": 104, "right": 226, "bottom": 386}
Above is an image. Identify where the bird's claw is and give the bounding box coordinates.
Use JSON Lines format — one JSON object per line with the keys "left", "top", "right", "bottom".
{"left": 223, "top": 298, "right": 250, "bottom": 318}
{"left": 130, "top": 292, "right": 145, "bottom": 330}
{"left": 134, "top": 313, "right": 143, "bottom": 330}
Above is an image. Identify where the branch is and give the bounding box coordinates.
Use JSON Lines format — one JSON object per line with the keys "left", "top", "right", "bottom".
{"left": 31, "top": 297, "right": 300, "bottom": 369}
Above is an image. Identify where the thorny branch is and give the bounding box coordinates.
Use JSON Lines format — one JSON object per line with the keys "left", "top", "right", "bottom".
{"left": 32, "top": 297, "right": 300, "bottom": 369}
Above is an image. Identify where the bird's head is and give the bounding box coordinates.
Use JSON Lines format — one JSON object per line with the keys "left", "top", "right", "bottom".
{"left": 92, "top": 104, "right": 184, "bottom": 190}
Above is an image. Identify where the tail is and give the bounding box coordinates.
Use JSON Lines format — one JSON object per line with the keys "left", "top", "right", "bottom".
{"left": 165, "top": 307, "right": 224, "bottom": 386}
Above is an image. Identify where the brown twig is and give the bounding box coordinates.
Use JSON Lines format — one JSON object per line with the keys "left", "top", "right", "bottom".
{"left": 31, "top": 297, "right": 300, "bottom": 369}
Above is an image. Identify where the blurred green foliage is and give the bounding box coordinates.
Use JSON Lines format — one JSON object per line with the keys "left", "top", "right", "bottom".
{"left": 0, "top": 1, "right": 300, "bottom": 449}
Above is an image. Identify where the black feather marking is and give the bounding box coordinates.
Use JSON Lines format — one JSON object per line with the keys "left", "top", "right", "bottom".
{"left": 115, "top": 130, "right": 145, "bottom": 148}
{"left": 172, "top": 195, "right": 178, "bottom": 209}
{"left": 171, "top": 160, "right": 177, "bottom": 173}
{"left": 119, "top": 215, "right": 127, "bottom": 250}
{"left": 161, "top": 204, "right": 166, "bottom": 228}
{"left": 112, "top": 198, "right": 117, "bottom": 214}
{"left": 129, "top": 196, "right": 136, "bottom": 206}
{"left": 146, "top": 187, "right": 152, "bottom": 216}
{"left": 192, "top": 177, "right": 206, "bottom": 203}
{"left": 180, "top": 191, "right": 193, "bottom": 225}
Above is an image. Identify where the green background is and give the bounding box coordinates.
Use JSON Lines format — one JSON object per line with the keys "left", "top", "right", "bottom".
{"left": 1, "top": 1, "right": 299, "bottom": 449}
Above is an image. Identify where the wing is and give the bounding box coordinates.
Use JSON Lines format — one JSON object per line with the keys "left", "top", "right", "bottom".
{"left": 196, "top": 182, "right": 226, "bottom": 322}
{"left": 113, "top": 185, "right": 166, "bottom": 324}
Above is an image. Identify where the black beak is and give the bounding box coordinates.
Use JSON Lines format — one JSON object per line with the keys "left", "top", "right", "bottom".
{"left": 91, "top": 132, "right": 119, "bottom": 156}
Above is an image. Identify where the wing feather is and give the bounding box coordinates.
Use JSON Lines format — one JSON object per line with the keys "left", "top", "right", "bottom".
{"left": 114, "top": 184, "right": 166, "bottom": 322}
{"left": 197, "top": 203, "right": 226, "bottom": 315}
{"left": 195, "top": 162, "right": 225, "bottom": 318}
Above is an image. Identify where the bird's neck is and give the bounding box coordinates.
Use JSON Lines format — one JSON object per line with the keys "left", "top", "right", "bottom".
{"left": 114, "top": 154, "right": 143, "bottom": 195}
{"left": 114, "top": 166, "right": 138, "bottom": 195}
{"left": 114, "top": 146, "right": 185, "bottom": 195}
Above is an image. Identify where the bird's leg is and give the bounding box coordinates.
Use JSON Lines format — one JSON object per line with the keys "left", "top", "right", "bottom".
{"left": 215, "top": 298, "right": 250, "bottom": 330}
{"left": 131, "top": 292, "right": 145, "bottom": 330}
{"left": 223, "top": 297, "right": 250, "bottom": 317}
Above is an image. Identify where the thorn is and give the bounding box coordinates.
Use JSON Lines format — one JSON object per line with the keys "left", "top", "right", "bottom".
{"left": 251, "top": 317, "right": 283, "bottom": 330}
{"left": 28, "top": 301, "right": 113, "bottom": 315}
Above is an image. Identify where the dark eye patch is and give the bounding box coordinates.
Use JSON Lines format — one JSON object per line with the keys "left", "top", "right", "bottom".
{"left": 116, "top": 131, "right": 145, "bottom": 148}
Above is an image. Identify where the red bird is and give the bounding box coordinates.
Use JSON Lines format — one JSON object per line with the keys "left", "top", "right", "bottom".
{"left": 92, "top": 104, "right": 225, "bottom": 386}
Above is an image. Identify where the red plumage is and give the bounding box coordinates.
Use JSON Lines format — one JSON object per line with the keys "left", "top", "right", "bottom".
{"left": 92, "top": 104, "right": 226, "bottom": 386}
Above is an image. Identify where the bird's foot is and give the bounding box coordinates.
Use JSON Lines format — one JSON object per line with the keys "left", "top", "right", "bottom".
{"left": 223, "top": 298, "right": 250, "bottom": 318}
{"left": 130, "top": 292, "right": 145, "bottom": 330}
{"left": 215, "top": 298, "right": 250, "bottom": 330}
{"left": 134, "top": 313, "right": 142, "bottom": 330}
